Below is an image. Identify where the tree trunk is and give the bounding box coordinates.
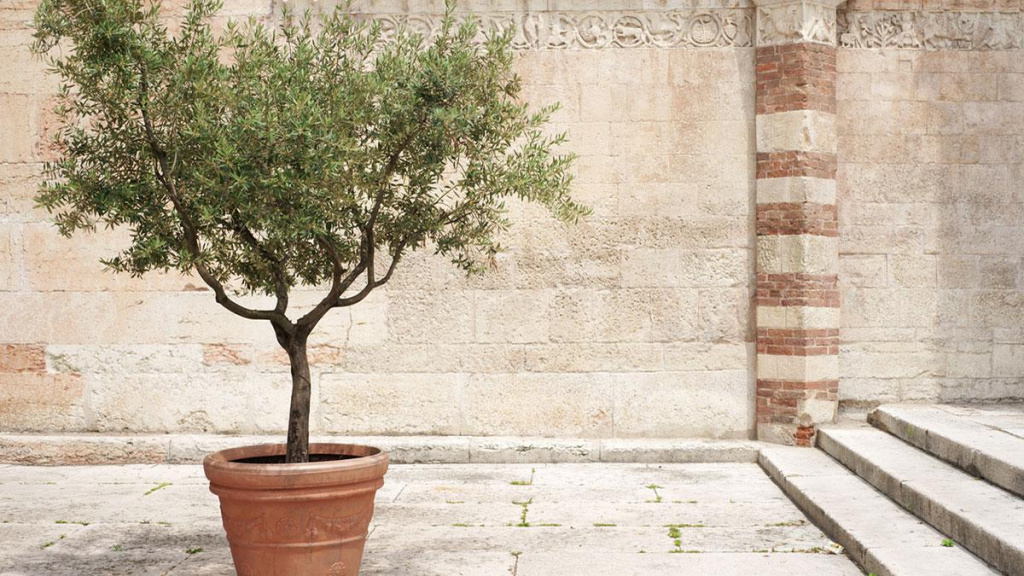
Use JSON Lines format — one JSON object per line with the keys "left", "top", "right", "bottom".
{"left": 285, "top": 337, "right": 312, "bottom": 464}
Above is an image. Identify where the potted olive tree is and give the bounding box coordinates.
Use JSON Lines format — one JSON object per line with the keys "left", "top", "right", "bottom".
{"left": 32, "top": 0, "right": 585, "bottom": 573}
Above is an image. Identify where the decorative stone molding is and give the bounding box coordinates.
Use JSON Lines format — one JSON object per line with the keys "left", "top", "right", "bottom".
{"left": 838, "top": 10, "right": 1023, "bottom": 50}
{"left": 360, "top": 10, "right": 756, "bottom": 49}
{"left": 756, "top": 1, "right": 841, "bottom": 47}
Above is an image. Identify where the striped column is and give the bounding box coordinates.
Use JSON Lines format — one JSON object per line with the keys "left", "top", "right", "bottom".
{"left": 753, "top": 0, "right": 843, "bottom": 446}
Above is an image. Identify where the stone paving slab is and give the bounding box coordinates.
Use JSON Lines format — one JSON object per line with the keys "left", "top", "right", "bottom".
{"left": 0, "top": 462, "right": 859, "bottom": 575}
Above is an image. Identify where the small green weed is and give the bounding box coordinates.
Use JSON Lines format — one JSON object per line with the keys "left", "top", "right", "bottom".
{"left": 510, "top": 468, "right": 536, "bottom": 486}
{"left": 941, "top": 539, "right": 954, "bottom": 548}
{"left": 644, "top": 484, "right": 663, "bottom": 503}
{"left": 513, "top": 498, "right": 533, "bottom": 528}
{"left": 144, "top": 482, "right": 172, "bottom": 496}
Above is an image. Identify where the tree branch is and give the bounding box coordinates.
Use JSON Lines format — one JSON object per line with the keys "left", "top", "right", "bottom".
{"left": 294, "top": 234, "right": 365, "bottom": 331}
{"left": 296, "top": 127, "right": 419, "bottom": 331}
{"left": 136, "top": 69, "right": 292, "bottom": 333}
{"left": 217, "top": 213, "right": 289, "bottom": 314}
{"left": 335, "top": 238, "right": 407, "bottom": 308}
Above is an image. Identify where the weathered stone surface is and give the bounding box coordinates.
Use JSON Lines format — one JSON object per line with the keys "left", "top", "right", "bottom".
{"left": 0, "top": 434, "right": 770, "bottom": 465}
{"left": 1, "top": 0, "right": 1023, "bottom": 438}
{"left": 760, "top": 446, "right": 1000, "bottom": 576}
{"left": 319, "top": 373, "right": 462, "bottom": 435}
{"left": 0, "top": 461, "right": 861, "bottom": 575}
{"left": 819, "top": 427, "right": 1024, "bottom": 576}
{"left": 870, "top": 403, "right": 1024, "bottom": 498}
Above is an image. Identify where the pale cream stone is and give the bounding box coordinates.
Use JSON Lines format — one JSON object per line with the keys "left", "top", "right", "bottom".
{"left": 757, "top": 353, "right": 839, "bottom": 381}
{"left": 0, "top": 225, "right": 20, "bottom": 291}
{"left": 386, "top": 289, "right": 475, "bottom": 344}
{"left": 548, "top": 288, "right": 699, "bottom": 343}
{"left": 799, "top": 397, "right": 837, "bottom": 426}
{"left": 993, "top": 344, "right": 1024, "bottom": 377}
{"left": 698, "top": 287, "right": 752, "bottom": 342}
{"left": 0, "top": 94, "right": 37, "bottom": 163}
{"left": 888, "top": 254, "right": 936, "bottom": 288}
{"left": 22, "top": 224, "right": 194, "bottom": 292}
{"left": 839, "top": 341, "right": 939, "bottom": 379}
{"left": 319, "top": 373, "right": 462, "bottom": 435}
{"left": 756, "top": 110, "right": 837, "bottom": 155}
{"left": 612, "top": 371, "right": 752, "bottom": 439}
{"left": 621, "top": 248, "right": 749, "bottom": 287}
{"left": 757, "top": 235, "right": 839, "bottom": 275}
{"left": 462, "top": 373, "right": 615, "bottom": 437}
{"left": 522, "top": 342, "right": 663, "bottom": 373}
{"left": 839, "top": 254, "right": 887, "bottom": 288}
{"left": 475, "top": 289, "right": 552, "bottom": 344}
{"left": 0, "top": 163, "right": 48, "bottom": 223}
{"left": 45, "top": 344, "right": 203, "bottom": 374}
{"left": 88, "top": 371, "right": 293, "bottom": 433}
{"left": 943, "top": 352, "right": 992, "bottom": 379}
{"left": 757, "top": 177, "right": 836, "bottom": 205}
{"left": 756, "top": 305, "right": 840, "bottom": 330}
{"left": 757, "top": 423, "right": 796, "bottom": 446}
{"left": 662, "top": 342, "right": 752, "bottom": 372}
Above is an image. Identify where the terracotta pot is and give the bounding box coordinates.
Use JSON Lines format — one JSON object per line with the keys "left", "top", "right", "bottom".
{"left": 203, "top": 443, "right": 388, "bottom": 576}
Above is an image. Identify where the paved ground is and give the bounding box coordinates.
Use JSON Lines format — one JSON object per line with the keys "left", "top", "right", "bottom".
{"left": 0, "top": 463, "right": 863, "bottom": 575}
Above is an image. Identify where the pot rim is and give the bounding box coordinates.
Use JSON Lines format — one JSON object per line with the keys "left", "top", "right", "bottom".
{"left": 203, "top": 442, "right": 389, "bottom": 490}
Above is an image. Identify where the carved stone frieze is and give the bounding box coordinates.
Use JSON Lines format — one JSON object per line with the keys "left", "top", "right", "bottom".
{"left": 756, "top": 1, "right": 839, "bottom": 47}
{"left": 838, "top": 10, "right": 1023, "bottom": 50}
{"left": 362, "top": 11, "right": 755, "bottom": 49}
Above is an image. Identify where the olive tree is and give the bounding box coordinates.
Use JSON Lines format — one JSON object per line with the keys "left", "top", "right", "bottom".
{"left": 32, "top": 0, "right": 586, "bottom": 463}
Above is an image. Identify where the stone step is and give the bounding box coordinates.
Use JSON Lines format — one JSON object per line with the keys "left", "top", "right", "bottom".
{"left": 870, "top": 404, "right": 1024, "bottom": 498}
{"left": 819, "top": 427, "right": 1024, "bottom": 576}
{"left": 759, "top": 446, "right": 998, "bottom": 576}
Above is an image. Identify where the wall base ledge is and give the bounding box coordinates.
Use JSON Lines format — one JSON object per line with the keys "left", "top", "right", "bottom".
{"left": 0, "top": 433, "right": 766, "bottom": 466}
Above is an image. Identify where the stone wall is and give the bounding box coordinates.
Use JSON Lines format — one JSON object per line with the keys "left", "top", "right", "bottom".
{"left": 0, "top": 0, "right": 1021, "bottom": 441}
{"left": 0, "top": 0, "right": 758, "bottom": 438}
{"left": 836, "top": 1, "right": 1024, "bottom": 413}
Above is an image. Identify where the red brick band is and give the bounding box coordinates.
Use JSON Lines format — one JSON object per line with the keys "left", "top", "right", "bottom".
{"left": 756, "top": 203, "right": 838, "bottom": 237}
{"left": 756, "top": 151, "right": 837, "bottom": 180}
{"left": 755, "top": 273, "right": 839, "bottom": 308}
{"left": 755, "top": 43, "right": 836, "bottom": 115}
{"left": 756, "top": 328, "right": 839, "bottom": 356}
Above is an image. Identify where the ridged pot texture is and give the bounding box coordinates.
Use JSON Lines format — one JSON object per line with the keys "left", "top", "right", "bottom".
{"left": 204, "top": 443, "right": 389, "bottom": 576}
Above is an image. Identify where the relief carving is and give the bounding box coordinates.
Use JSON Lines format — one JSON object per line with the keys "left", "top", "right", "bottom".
{"left": 757, "top": 1, "right": 838, "bottom": 47}
{"left": 360, "top": 10, "right": 756, "bottom": 49}
{"left": 222, "top": 510, "right": 367, "bottom": 544}
{"left": 839, "top": 10, "right": 1022, "bottom": 50}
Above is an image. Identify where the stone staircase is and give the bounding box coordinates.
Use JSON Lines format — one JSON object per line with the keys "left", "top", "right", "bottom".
{"left": 760, "top": 403, "right": 1024, "bottom": 576}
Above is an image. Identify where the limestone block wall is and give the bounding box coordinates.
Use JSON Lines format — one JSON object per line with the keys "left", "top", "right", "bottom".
{"left": 836, "top": 1, "right": 1024, "bottom": 413}
{"left": 0, "top": 0, "right": 758, "bottom": 438}
{"left": 1, "top": 0, "right": 1022, "bottom": 440}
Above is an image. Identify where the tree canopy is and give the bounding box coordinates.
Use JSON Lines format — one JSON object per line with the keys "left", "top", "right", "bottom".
{"left": 32, "top": 0, "right": 587, "bottom": 336}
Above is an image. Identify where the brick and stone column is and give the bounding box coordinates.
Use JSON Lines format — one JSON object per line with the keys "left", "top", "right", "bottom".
{"left": 753, "top": 0, "right": 843, "bottom": 445}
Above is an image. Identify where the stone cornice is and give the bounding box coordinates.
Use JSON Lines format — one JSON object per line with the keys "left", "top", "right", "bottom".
{"left": 838, "top": 10, "right": 1023, "bottom": 50}
{"left": 272, "top": 1, "right": 1024, "bottom": 51}
{"left": 364, "top": 10, "right": 756, "bottom": 49}
{"left": 756, "top": 1, "right": 842, "bottom": 46}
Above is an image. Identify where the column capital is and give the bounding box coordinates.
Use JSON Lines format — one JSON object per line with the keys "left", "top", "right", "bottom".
{"left": 754, "top": 0, "right": 847, "bottom": 47}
